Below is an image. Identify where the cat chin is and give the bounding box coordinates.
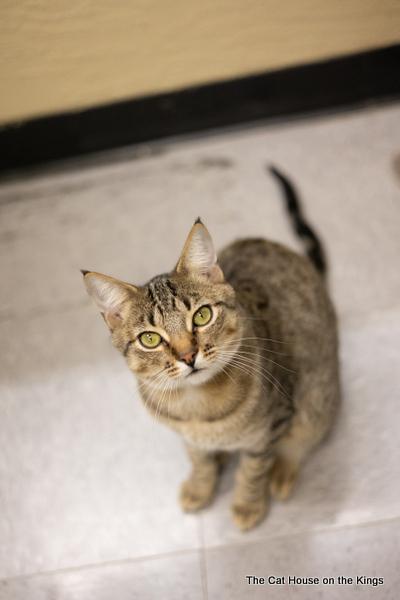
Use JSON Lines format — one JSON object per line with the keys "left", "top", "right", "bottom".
{"left": 183, "top": 369, "right": 213, "bottom": 386}
{"left": 182, "top": 363, "right": 222, "bottom": 387}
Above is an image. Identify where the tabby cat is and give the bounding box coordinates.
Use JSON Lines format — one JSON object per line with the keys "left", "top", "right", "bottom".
{"left": 82, "top": 167, "right": 339, "bottom": 531}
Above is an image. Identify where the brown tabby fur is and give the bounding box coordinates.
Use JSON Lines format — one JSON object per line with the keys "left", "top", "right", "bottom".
{"left": 82, "top": 220, "right": 339, "bottom": 530}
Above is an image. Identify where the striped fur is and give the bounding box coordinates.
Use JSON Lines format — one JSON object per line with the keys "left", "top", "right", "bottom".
{"left": 83, "top": 196, "right": 339, "bottom": 531}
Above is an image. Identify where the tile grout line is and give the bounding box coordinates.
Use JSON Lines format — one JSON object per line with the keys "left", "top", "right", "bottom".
{"left": 2, "top": 513, "right": 400, "bottom": 585}
{"left": 0, "top": 547, "right": 201, "bottom": 584}
{"left": 198, "top": 515, "right": 209, "bottom": 600}
{"left": 193, "top": 512, "right": 400, "bottom": 558}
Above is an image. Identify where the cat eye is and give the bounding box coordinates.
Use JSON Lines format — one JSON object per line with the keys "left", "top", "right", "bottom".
{"left": 139, "top": 331, "right": 162, "bottom": 349}
{"left": 193, "top": 305, "right": 212, "bottom": 327}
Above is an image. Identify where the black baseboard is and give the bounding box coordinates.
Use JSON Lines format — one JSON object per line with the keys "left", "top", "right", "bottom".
{"left": 1, "top": 44, "right": 399, "bottom": 174}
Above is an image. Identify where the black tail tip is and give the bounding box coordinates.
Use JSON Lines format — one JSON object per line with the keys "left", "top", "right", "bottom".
{"left": 80, "top": 269, "right": 90, "bottom": 276}
{"left": 267, "top": 163, "right": 327, "bottom": 276}
{"left": 268, "top": 164, "right": 285, "bottom": 180}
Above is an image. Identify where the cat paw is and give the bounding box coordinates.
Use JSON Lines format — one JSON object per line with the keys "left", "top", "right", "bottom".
{"left": 179, "top": 479, "right": 214, "bottom": 512}
{"left": 231, "top": 500, "right": 269, "bottom": 531}
{"left": 269, "top": 458, "right": 298, "bottom": 501}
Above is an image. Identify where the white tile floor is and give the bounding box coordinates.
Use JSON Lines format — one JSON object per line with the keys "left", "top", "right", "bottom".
{"left": 1, "top": 104, "right": 400, "bottom": 599}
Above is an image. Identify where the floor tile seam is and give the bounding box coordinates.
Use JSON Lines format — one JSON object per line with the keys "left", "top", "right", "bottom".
{"left": 198, "top": 515, "right": 209, "bottom": 600}
{"left": 0, "top": 545, "right": 201, "bottom": 584}
{"left": 3, "top": 515, "right": 395, "bottom": 590}
{"left": 201, "top": 513, "right": 400, "bottom": 556}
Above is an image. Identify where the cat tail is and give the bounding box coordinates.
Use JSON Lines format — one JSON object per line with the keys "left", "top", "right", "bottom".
{"left": 268, "top": 165, "right": 327, "bottom": 276}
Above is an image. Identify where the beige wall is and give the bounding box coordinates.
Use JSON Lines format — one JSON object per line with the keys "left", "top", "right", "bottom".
{"left": 1, "top": 1, "right": 399, "bottom": 125}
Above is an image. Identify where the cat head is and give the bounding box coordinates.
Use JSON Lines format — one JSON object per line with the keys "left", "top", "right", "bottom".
{"left": 82, "top": 219, "right": 242, "bottom": 389}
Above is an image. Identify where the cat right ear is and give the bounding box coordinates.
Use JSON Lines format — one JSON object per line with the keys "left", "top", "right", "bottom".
{"left": 81, "top": 270, "right": 137, "bottom": 331}
{"left": 175, "top": 219, "right": 224, "bottom": 282}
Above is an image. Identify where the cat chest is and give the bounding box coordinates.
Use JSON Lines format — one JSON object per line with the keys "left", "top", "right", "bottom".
{"left": 179, "top": 418, "right": 268, "bottom": 452}
{"left": 170, "top": 389, "right": 267, "bottom": 451}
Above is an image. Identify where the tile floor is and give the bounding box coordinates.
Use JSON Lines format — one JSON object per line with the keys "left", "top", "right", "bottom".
{"left": 1, "top": 103, "right": 399, "bottom": 599}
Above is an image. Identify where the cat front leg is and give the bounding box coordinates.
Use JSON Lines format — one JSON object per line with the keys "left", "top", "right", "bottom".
{"left": 179, "top": 445, "right": 222, "bottom": 512}
{"left": 231, "top": 448, "right": 273, "bottom": 531}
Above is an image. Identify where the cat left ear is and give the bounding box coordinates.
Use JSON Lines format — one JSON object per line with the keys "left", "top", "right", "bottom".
{"left": 81, "top": 270, "right": 137, "bottom": 331}
{"left": 175, "top": 218, "right": 224, "bottom": 282}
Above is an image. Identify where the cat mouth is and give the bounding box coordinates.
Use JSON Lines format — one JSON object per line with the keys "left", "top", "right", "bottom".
{"left": 186, "top": 367, "right": 204, "bottom": 377}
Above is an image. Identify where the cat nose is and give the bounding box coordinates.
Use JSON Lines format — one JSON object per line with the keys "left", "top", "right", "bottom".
{"left": 179, "top": 350, "right": 197, "bottom": 367}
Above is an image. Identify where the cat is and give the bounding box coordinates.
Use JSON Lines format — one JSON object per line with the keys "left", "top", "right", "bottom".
{"left": 82, "top": 166, "right": 339, "bottom": 531}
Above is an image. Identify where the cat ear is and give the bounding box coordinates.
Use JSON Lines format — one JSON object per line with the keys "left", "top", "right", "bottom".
{"left": 175, "top": 218, "right": 224, "bottom": 282}
{"left": 81, "top": 270, "right": 137, "bottom": 331}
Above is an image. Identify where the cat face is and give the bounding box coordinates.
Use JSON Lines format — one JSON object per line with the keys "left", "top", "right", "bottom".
{"left": 83, "top": 220, "right": 242, "bottom": 389}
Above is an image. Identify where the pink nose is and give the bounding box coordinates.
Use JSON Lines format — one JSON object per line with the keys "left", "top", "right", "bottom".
{"left": 179, "top": 350, "right": 197, "bottom": 367}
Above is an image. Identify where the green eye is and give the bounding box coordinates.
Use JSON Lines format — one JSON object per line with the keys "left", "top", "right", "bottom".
{"left": 139, "top": 332, "right": 162, "bottom": 348}
{"left": 193, "top": 305, "right": 212, "bottom": 327}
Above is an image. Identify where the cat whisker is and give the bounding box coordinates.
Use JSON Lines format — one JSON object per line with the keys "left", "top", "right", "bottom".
{"left": 137, "top": 366, "right": 169, "bottom": 388}
{"left": 217, "top": 362, "right": 237, "bottom": 386}
{"left": 166, "top": 381, "right": 173, "bottom": 419}
{"left": 137, "top": 372, "right": 164, "bottom": 401}
{"left": 158, "top": 377, "right": 179, "bottom": 419}
{"left": 139, "top": 368, "right": 168, "bottom": 390}
{"left": 167, "top": 379, "right": 179, "bottom": 419}
{"left": 227, "top": 360, "right": 287, "bottom": 399}
{"left": 237, "top": 316, "right": 270, "bottom": 321}
{"left": 223, "top": 336, "right": 289, "bottom": 345}
{"left": 144, "top": 374, "right": 168, "bottom": 411}
{"left": 213, "top": 356, "right": 270, "bottom": 397}
{"left": 220, "top": 341, "right": 291, "bottom": 357}
{"left": 140, "top": 368, "right": 175, "bottom": 417}
{"left": 155, "top": 376, "right": 172, "bottom": 420}
{"left": 218, "top": 348, "right": 296, "bottom": 374}
{"left": 216, "top": 352, "right": 290, "bottom": 399}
